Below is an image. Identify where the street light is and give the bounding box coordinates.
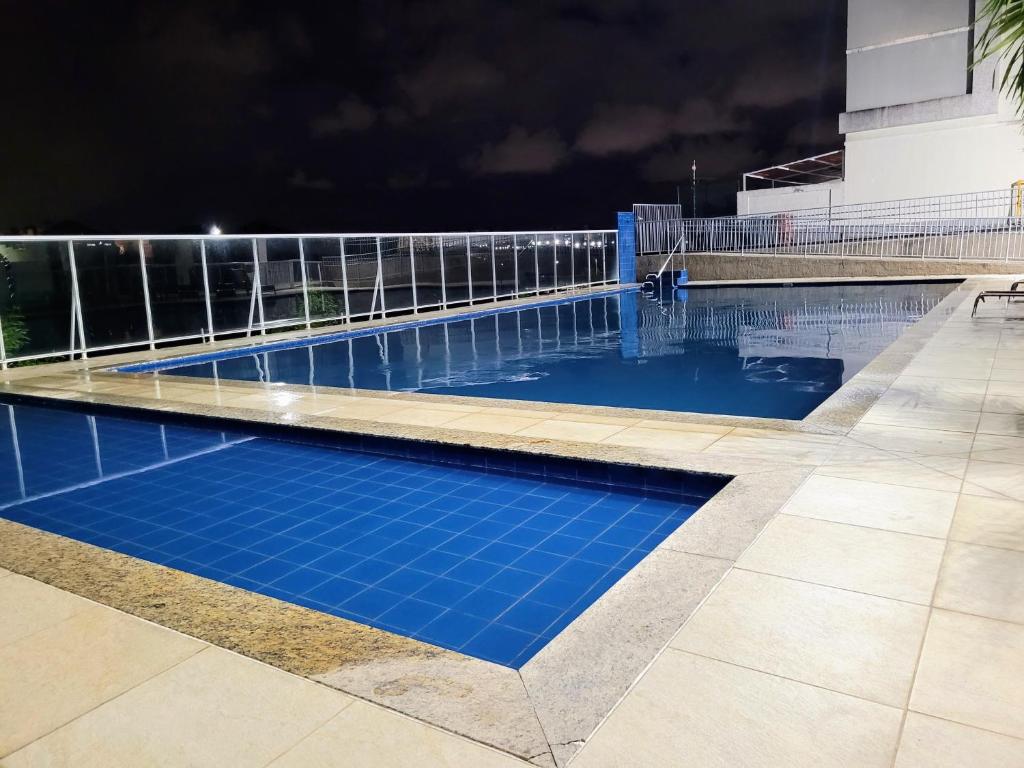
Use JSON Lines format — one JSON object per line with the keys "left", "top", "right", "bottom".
{"left": 209, "top": 225, "right": 222, "bottom": 236}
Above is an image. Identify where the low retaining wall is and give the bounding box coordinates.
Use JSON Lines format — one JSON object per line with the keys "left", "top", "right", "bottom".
{"left": 637, "top": 252, "right": 1024, "bottom": 282}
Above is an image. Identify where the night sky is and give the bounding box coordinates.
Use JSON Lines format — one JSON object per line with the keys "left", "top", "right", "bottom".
{"left": 0, "top": 1, "right": 844, "bottom": 234}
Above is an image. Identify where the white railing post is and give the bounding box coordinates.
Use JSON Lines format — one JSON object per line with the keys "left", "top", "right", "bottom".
{"left": 374, "top": 236, "right": 387, "bottom": 318}
{"left": 490, "top": 234, "right": 497, "bottom": 298}
{"left": 552, "top": 232, "right": 558, "bottom": 289}
{"left": 586, "top": 234, "right": 592, "bottom": 285}
{"left": 137, "top": 239, "right": 156, "bottom": 350}
{"left": 513, "top": 234, "right": 519, "bottom": 296}
{"left": 249, "top": 238, "right": 266, "bottom": 335}
{"left": 67, "top": 241, "right": 88, "bottom": 358}
{"left": 408, "top": 236, "right": 419, "bottom": 313}
{"left": 199, "top": 239, "right": 215, "bottom": 342}
{"left": 339, "top": 238, "right": 351, "bottom": 323}
{"left": 534, "top": 234, "right": 540, "bottom": 294}
{"left": 438, "top": 236, "right": 448, "bottom": 308}
{"left": 570, "top": 234, "right": 576, "bottom": 287}
{"left": 298, "top": 238, "right": 311, "bottom": 329}
{"left": 466, "top": 235, "right": 474, "bottom": 304}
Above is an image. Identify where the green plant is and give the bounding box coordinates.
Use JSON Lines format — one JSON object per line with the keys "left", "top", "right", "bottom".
{"left": 1, "top": 308, "right": 29, "bottom": 357}
{"left": 976, "top": 0, "right": 1024, "bottom": 114}
{"left": 306, "top": 289, "right": 340, "bottom": 318}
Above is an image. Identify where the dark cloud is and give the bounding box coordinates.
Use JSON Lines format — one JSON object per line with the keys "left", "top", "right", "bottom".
{"left": 471, "top": 128, "right": 569, "bottom": 174}
{"left": 288, "top": 170, "right": 336, "bottom": 191}
{"left": 0, "top": 0, "right": 845, "bottom": 231}
{"left": 311, "top": 98, "right": 378, "bottom": 136}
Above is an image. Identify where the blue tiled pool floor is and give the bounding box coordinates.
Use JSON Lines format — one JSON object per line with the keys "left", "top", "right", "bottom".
{"left": 0, "top": 401, "right": 722, "bottom": 667}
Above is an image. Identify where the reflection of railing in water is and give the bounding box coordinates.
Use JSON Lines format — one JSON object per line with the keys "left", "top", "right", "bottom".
{"left": 0, "top": 403, "right": 247, "bottom": 508}
{"left": 193, "top": 286, "right": 944, "bottom": 394}
{"left": 630, "top": 290, "right": 945, "bottom": 362}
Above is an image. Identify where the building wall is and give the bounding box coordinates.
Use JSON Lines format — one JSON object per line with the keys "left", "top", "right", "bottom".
{"left": 736, "top": 180, "right": 845, "bottom": 216}
{"left": 846, "top": 0, "right": 972, "bottom": 113}
{"left": 843, "top": 112, "right": 1024, "bottom": 203}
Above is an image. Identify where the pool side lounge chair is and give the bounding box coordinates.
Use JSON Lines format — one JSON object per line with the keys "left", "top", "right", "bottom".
{"left": 971, "top": 280, "right": 1024, "bottom": 317}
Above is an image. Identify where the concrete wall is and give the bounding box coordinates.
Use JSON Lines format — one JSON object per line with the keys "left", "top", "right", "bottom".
{"left": 846, "top": 0, "right": 971, "bottom": 113}
{"left": 637, "top": 252, "right": 1024, "bottom": 282}
{"left": 843, "top": 113, "right": 1024, "bottom": 203}
{"left": 736, "top": 180, "right": 845, "bottom": 216}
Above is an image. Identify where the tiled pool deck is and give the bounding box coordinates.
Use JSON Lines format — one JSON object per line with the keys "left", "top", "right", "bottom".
{"left": 2, "top": 278, "right": 1024, "bottom": 766}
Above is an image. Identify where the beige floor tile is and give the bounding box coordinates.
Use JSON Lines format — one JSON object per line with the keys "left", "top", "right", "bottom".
{"left": 979, "top": 411, "right": 1024, "bottom": 436}
{"left": 878, "top": 376, "right": 987, "bottom": 413}
{"left": 672, "top": 569, "right": 928, "bottom": 707}
{"left": 318, "top": 401, "right": 408, "bottom": 421}
{"left": 0, "top": 604, "right": 204, "bottom": 755}
{"left": 847, "top": 423, "right": 975, "bottom": 457}
{"left": 728, "top": 427, "right": 840, "bottom": 445}
{"left": 984, "top": 384, "right": 1024, "bottom": 415}
{"left": 635, "top": 418, "right": 732, "bottom": 434}
{"left": 861, "top": 406, "right": 981, "bottom": 434}
{"left": 572, "top": 650, "right": 902, "bottom": 768}
{"left": 911, "top": 609, "right": 1024, "bottom": 739}
{"left": 3, "top": 647, "right": 350, "bottom": 768}
{"left": 989, "top": 366, "right": 1024, "bottom": 384}
{"left": 816, "top": 455, "right": 965, "bottom": 493}
{"left": 786, "top": 475, "right": 956, "bottom": 538}
{"left": 964, "top": 460, "right": 1024, "bottom": 501}
{"left": 268, "top": 699, "right": 524, "bottom": 767}
{"left": 0, "top": 574, "right": 93, "bottom": 647}
{"left": 950, "top": 494, "right": 1024, "bottom": 551}
{"left": 895, "top": 712, "right": 1024, "bottom": 768}
{"left": 554, "top": 411, "right": 639, "bottom": 427}
{"left": 375, "top": 407, "right": 468, "bottom": 428}
{"left": 601, "top": 425, "right": 723, "bottom": 452}
{"left": 972, "top": 434, "right": 1024, "bottom": 466}
{"left": 735, "top": 515, "right": 945, "bottom": 604}
{"left": 443, "top": 412, "right": 542, "bottom": 434}
{"left": 935, "top": 542, "right": 1024, "bottom": 624}
{"left": 703, "top": 435, "right": 836, "bottom": 464}
{"left": 515, "top": 419, "right": 626, "bottom": 443}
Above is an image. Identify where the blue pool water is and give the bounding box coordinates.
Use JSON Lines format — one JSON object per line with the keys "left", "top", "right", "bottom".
{"left": 132, "top": 281, "right": 957, "bottom": 419}
{"left": 0, "top": 400, "right": 723, "bottom": 667}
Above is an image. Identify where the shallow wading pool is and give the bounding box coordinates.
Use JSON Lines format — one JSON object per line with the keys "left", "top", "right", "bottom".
{"left": 0, "top": 399, "right": 726, "bottom": 667}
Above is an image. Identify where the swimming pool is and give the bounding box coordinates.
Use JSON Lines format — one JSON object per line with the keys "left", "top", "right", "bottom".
{"left": 0, "top": 399, "right": 724, "bottom": 667}
{"left": 125, "top": 281, "right": 957, "bottom": 419}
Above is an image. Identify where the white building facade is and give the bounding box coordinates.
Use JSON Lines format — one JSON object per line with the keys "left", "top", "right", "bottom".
{"left": 738, "top": 0, "right": 1024, "bottom": 215}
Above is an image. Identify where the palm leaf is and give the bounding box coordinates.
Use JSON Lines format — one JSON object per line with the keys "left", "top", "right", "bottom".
{"left": 975, "top": 0, "right": 1024, "bottom": 114}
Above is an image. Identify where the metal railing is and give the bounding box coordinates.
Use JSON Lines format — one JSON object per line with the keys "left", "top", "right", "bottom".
{"left": 637, "top": 186, "right": 1024, "bottom": 257}
{"left": 633, "top": 203, "right": 683, "bottom": 255}
{"left": 739, "top": 187, "right": 1024, "bottom": 222}
{"left": 671, "top": 215, "right": 1024, "bottom": 261}
{"left": 0, "top": 230, "right": 617, "bottom": 368}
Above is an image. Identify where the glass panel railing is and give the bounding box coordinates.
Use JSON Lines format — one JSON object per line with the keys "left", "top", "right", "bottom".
{"left": 74, "top": 239, "right": 150, "bottom": 349}
{"left": 494, "top": 235, "right": 516, "bottom": 297}
{"left": 412, "top": 236, "right": 443, "bottom": 310}
{"left": 202, "top": 239, "right": 256, "bottom": 336}
{"left": 441, "top": 235, "right": 469, "bottom": 306}
{"left": 0, "top": 241, "right": 74, "bottom": 361}
{"left": 146, "top": 239, "right": 207, "bottom": 340}
{"left": 259, "top": 238, "right": 306, "bottom": 328}
{"left": 468, "top": 235, "right": 494, "bottom": 302}
{"left": 341, "top": 236, "right": 380, "bottom": 320}
{"left": 302, "top": 237, "right": 346, "bottom": 323}
{"left": 380, "top": 236, "right": 414, "bottom": 314}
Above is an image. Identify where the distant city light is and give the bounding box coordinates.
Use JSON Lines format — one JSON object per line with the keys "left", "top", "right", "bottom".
{"left": 209, "top": 225, "right": 222, "bottom": 235}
